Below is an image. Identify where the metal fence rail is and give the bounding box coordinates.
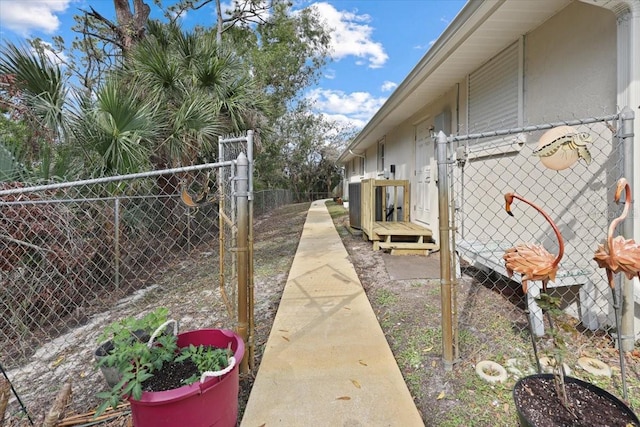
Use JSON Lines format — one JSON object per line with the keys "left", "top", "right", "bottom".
{"left": 439, "top": 108, "right": 635, "bottom": 373}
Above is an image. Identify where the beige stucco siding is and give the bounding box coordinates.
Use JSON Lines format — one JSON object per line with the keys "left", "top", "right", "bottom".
{"left": 524, "top": 2, "right": 617, "bottom": 122}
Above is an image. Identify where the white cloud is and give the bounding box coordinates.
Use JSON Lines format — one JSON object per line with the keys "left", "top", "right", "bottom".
{"left": 324, "top": 68, "right": 336, "bottom": 80}
{"left": 311, "top": 2, "right": 388, "bottom": 69}
{"left": 0, "top": 0, "right": 71, "bottom": 36}
{"left": 307, "top": 88, "right": 387, "bottom": 126}
{"left": 170, "top": 9, "right": 188, "bottom": 21}
{"left": 381, "top": 81, "right": 397, "bottom": 92}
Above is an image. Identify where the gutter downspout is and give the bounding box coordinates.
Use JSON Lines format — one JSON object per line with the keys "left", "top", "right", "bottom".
{"left": 616, "top": 1, "right": 639, "bottom": 350}
{"left": 582, "top": 0, "right": 639, "bottom": 348}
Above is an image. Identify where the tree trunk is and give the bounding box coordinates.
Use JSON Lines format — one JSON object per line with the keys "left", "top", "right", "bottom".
{"left": 113, "top": 0, "right": 151, "bottom": 52}
{"left": 216, "top": 0, "right": 223, "bottom": 45}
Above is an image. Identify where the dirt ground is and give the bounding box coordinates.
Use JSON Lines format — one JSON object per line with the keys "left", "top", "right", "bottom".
{"left": 240, "top": 201, "right": 639, "bottom": 426}
{"left": 329, "top": 203, "right": 640, "bottom": 426}
{"left": 3, "top": 201, "right": 638, "bottom": 426}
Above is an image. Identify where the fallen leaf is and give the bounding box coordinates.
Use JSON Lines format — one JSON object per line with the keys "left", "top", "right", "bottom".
{"left": 432, "top": 360, "right": 437, "bottom": 368}
{"left": 343, "top": 306, "right": 351, "bottom": 310}
{"left": 358, "top": 360, "right": 368, "bottom": 367}
{"left": 436, "top": 391, "right": 445, "bottom": 400}
{"left": 422, "top": 346, "right": 433, "bottom": 353}
{"left": 281, "top": 336, "right": 290, "bottom": 342}
{"left": 278, "top": 329, "right": 289, "bottom": 333}
{"left": 336, "top": 396, "right": 351, "bottom": 400}
{"left": 351, "top": 379, "right": 361, "bottom": 389}
{"left": 51, "top": 356, "right": 65, "bottom": 368}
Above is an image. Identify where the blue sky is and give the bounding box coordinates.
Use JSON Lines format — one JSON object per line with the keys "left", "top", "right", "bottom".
{"left": 0, "top": 0, "right": 466, "bottom": 130}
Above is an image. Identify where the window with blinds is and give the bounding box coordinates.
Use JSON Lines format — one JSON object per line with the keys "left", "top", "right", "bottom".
{"left": 350, "top": 157, "right": 364, "bottom": 176}
{"left": 377, "top": 138, "right": 385, "bottom": 172}
{"left": 468, "top": 41, "right": 521, "bottom": 133}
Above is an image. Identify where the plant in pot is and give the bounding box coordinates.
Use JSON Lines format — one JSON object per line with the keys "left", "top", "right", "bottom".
{"left": 95, "top": 307, "right": 171, "bottom": 388}
{"left": 513, "top": 293, "right": 639, "bottom": 426}
{"left": 95, "top": 309, "right": 244, "bottom": 427}
{"left": 503, "top": 192, "right": 639, "bottom": 426}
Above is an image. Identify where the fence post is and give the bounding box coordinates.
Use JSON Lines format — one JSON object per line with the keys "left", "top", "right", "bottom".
{"left": 436, "top": 131, "right": 454, "bottom": 370}
{"left": 236, "top": 152, "right": 250, "bottom": 373}
{"left": 247, "top": 130, "right": 256, "bottom": 370}
{"left": 114, "top": 198, "right": 120, "bottom": 291}
{"left": 619, "top": 106, "right": 635, "bottom": 351}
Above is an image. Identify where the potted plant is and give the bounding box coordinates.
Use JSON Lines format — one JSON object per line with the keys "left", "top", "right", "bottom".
{"left": 95, "top": 309, "right": 244, "bottom": 427}
{"left": 95, "top": 307, "right": 171, "bottom": 387}
{"left": 512, "top": 292, "right": 639, "bottom": 426}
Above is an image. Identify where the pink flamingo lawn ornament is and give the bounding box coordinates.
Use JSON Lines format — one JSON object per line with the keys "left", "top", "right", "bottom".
{"left": 593, "top": 177, "right": 640, "bottom": 399}
{"left": 503, "top": 193, "right": 565, "bottom": 372}
{"left": 503, "top": 193, "right": 565, "bottom": 294}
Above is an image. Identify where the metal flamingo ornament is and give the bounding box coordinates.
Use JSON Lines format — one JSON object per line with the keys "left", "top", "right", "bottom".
{"left": 503, "top": 193, "right": 565, "bottom": 372}
{"left": 593, "top": 177, "right": 640, "bottom": 400}
{"left": 503, "top": 193, "right": 565, "bottom": 294}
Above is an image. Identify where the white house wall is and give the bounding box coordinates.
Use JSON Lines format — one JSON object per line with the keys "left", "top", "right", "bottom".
{"left": 524, "top": 2, "right": 617, "bottom": 122}
{"left": 459, "top": 3, "right": 620, "bottom": 328}
{"left": 365, "top": 2, "right": 624, "bottom": 327}
{"left": 376, "top": 87, "right": 459, "bottom": 242}
{"left": 359, "top": 2, "right": 618, "bottom": 241}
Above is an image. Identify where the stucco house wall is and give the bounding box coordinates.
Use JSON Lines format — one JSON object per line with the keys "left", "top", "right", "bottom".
{"left": 340, "top": 0, "right": 639, "bottom": 336}
{"left": 524, "top": 2, "right": 617, "bottom": 122}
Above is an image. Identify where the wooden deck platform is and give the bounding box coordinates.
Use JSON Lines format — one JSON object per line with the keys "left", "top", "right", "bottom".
{"left": 369, "top": 221, "right": 437, "bottom": 255}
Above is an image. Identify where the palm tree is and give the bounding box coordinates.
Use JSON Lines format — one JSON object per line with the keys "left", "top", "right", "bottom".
{"left": 1, "top": 20, "right": 269, "bottom": 181}
{"left": 68, "top": 79, "right": 157, "bottom": 176}
{"left": 123, "top": 21, "right": 269, "bottom": 171}
{"left": 0, "top": 43, "right": 69, "bottom": 181}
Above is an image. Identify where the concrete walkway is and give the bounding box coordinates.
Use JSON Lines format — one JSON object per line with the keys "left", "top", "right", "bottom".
{"left": 241, "top": 200, "right": 424, "bottom": 427}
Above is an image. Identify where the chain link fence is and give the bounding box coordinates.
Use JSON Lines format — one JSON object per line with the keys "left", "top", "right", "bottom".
{"left": 443, "top": 109, "right": 635, "bottom": 376}
{"left": 0, "top": 147, "right": 293, "bottom": 423}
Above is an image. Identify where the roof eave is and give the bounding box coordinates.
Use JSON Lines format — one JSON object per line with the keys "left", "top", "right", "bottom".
{"left": 338, "top": 0, "right": 496, "bottom": 163}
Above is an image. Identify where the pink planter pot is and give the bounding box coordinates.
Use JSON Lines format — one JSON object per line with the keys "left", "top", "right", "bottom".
{"left": 129, "top": 329, "right": 245, "bottom": 427}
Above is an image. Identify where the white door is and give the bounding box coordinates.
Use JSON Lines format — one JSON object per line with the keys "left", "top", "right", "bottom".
{"left": 415, "top": 120, "right": 434, "bottom": 225}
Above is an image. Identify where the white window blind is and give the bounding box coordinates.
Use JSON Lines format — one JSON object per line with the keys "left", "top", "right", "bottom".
{"left": 468, "top": 42, "right": 520, "bottom": 133}
{"left": 377, "top": 138, "right": 385, "bottom": 172}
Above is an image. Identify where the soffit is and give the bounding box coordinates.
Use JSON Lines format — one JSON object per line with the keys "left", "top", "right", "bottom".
{"left": 341, "top": 0, "right": 572, "bottom": 161}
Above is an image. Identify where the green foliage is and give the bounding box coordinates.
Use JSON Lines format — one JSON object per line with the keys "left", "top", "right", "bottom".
{"left": 95, "top": 308, "right": 175, "bottom": 414}
{"left": 175, "top": 343, "right": 231, "bottom": 385}
{"left": 257, "top": 100, "right": 354, "bottom": 194}
{"left": 375, "top": 289, "right": 398, "bottom": 307}
{"left": 97, "top": 307, "right": 170, "bottom": 345}
{"left": 120, "top": 21, "right": 268, "bottom": 168}
{"left": 0, "top": 0, "right": 343, "bottom": 189}
{"left": 229, "top": 1, "right": 331, "bottom": 117}
{"left": 0, "top": 42, "right": 68, "bottom": 146}
{"left": 95, "top": 307, "right": 231, "bottom": 416}
{"left": 0, "top": 117, "right": 29, "bottom": 181}
{"left": 69, "top": 78, "right": 155, "bottom": 175}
